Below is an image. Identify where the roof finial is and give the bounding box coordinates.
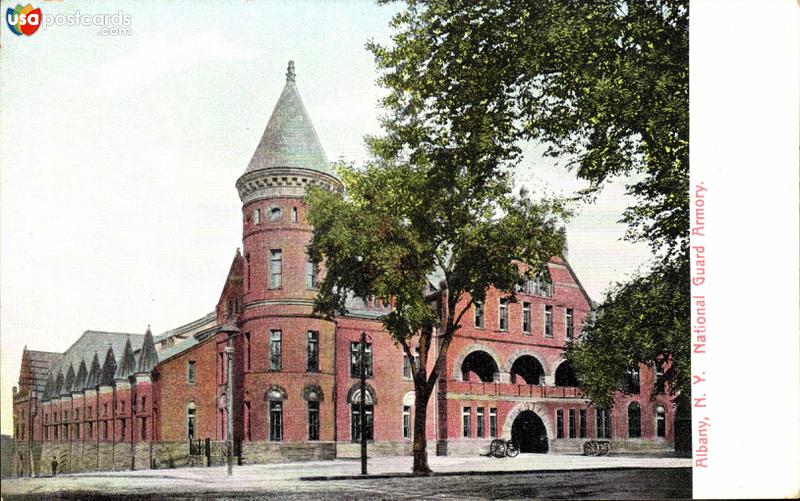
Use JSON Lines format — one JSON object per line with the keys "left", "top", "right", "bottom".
{"left": 286, "top": 60, "right": 295, "bottom": 82}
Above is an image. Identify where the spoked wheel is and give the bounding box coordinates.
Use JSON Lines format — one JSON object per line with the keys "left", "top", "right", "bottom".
{"left": 489, "top": 439, "right": 506, "bottom": 458}
{"left": 505, "top": 441, "right": 520, "bottom": 457}
{"left": 598, "top": 442, "right": 610, "bottom": 456}
{"left": 583, "top": 441, "right": 599, "bottom": 456}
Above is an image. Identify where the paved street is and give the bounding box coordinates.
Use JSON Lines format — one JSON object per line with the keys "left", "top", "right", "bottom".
{"left": 2, "top": 454, "right": 691, "bottom": 500}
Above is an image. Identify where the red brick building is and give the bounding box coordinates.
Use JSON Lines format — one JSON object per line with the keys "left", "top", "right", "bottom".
{"left": 11, "top": 62, "right": 675, "bottom": 476}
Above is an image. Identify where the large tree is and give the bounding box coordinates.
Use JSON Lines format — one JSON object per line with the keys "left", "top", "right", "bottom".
{"left": 307, "top": 164, "right": 568, "bottom": 474}
{"left": 367, "top": 0, "right": 690, "bottom": 405}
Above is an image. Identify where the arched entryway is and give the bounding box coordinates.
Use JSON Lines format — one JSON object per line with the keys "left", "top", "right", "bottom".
{"left": 511, "top": 410, "right": 549, "bottom": 453}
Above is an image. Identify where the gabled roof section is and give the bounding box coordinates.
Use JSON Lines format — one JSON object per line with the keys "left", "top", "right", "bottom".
{"left": 99, "top": 346, "right": 117, "bottom": 386}
{"left": 136, "top": 327, "right": 158, "bottom": 373}
{"left": 61, "top": 364, "right": 75, "bottom": 396}
{"left": 216, "top": 249, "right": 245, "bottom": 324}
{"left": 115, "top": 337, "right": 135, "bottom": 380}
{"left": 19, "top": 348, "right": 60, "bottom": 395}
{"left": 42, "top": 374, "right": 55, "bottom": 401}
{"left": 244, "top": 61, "right": 332, "bottom": 176}
{"left": 47, "top": 330, "right": 143, "bottom": 378}
{"left": 85, "top": 352, "right": 101, "bottom": 389}
{"left": 72, "top": 359, "right": 88, "bottom": 392}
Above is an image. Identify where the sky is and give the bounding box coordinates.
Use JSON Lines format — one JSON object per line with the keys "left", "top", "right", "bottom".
{"left": 0, "top": 0, "right": 652, "bottom": 435}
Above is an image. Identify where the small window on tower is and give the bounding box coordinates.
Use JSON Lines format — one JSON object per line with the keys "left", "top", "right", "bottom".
{"left": 253, "top": 209, "right": 260, "bottom": 225}
{"left": 291, "top": 207, "right": 298, "bottom": 222}
{"left": 270, "top": 206, "right": 282, "bottom": 221}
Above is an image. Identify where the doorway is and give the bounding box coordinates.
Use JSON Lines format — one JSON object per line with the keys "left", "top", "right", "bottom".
{"left": 511, "top": 410, "right": 549, "bottom": 453}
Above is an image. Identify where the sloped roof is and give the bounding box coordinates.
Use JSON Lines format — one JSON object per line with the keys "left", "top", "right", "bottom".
{"left": 53, "top": 370, "right": 64, "bottom": 398}
{"left": 47, "top": 330, "right": 143, "bottom": 378}
{"left": 22, "top": 349, "right": 60, "bottom": 394}
{"left": 244, "top": 61, "right": 332, "bottom": 176}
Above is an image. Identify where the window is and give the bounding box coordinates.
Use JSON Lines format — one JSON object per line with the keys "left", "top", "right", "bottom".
{"left": 120, "top": 419, "right": 125, "bottom": 441}
{"left": 349, "top": 342, "right": 373, "bottom": 378}
{"left": 351, "top": 398, "right": 374, "bottom": 441}
{"left": 566, "top": 308, "right": 574, "bottom": 339}
{"left": 532, "top": 276, "right": 553, "bottom": 297}
{"left": 489, "top": 408, "right": 497, "bottom": 437}
{"left": 253, "top": 208, "right": 260, "bottom": 225}
{"left": 307, "top": 401, "right": 320, "bottom": 441}
{"left": 305, "top": 260, "right": 317, "bottom": 289}
{"left": 596, "top": 408, "right": 611, "bottom": 439}
{"left": 269, "top": 249, "right": 282, "bottom": 288}
{"left": 556, "top": 410, "right": 564, "bottom": 438}
{"left": 187, "top": 402, "right": 196, "bottom": 439}
{"left": 579, "top": 409, "right": 587, "bottom": 438}
{"left": 544, "top": 305, "right": 553, "bottom": 337}
{"left": 656, "top": 406, "right": 666, "bottom": 437}
{"left": 187, "top": 361, "right": 196, "bottom": 384}
{"left": 245, "top": 253, "right": 251, "bottom": 291}
{"left": 270, "top": 330, "right": 282, "bottom": 371}
{"left": 625, "top": 367, "right": 641, "bottom": 394}
{"left": 269, "top": 206, "right": 282, "bottom": 221}
{"left": 474, "top": 302, "right": 484, "bottom": 328}
{"left": 522, "top": 302, "right": 531, "bottom": 333}
{"left": 655, "top": 361, "right": 665, "bottom": 393}
{"left": 218, "top": 352, "right": 225, "bottom": 384}
{"left": 75, "top": 423, "right": 80, "bottom": 440}
{"left": 291, "top": 207, "right": 298, "bottom": 222}
{"left": 628, "top": 402, "right": 641, "bottom": 438}
{"left": 462, "top": 407, "right": 472, "bottom": 438}
{"left": 403, "top": 406, "right": 411, "bottom": 439}
{"left": 476, "top": 407, "right": 485, "bottom": 438}
{"left": 88, "top": 421, "right": 93, "bottom": 439}
{"left": 269, "top": 401, "right": 283, "bottom": 441}
{"left": 307, "top": 331, "right": 319, "bottom": 372}
{"left": 403, "top": 347, "right": 420, "bottom": 379}
{"left": 499, "top": 299, "right": 508, "bottom": 331}
{"left": 568, "top": 409, "right": 576, "bottom": 438}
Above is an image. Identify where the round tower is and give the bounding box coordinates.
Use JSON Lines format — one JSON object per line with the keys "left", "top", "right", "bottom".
{"left": 235, "top": 61, "right": 341, "bottom": 453}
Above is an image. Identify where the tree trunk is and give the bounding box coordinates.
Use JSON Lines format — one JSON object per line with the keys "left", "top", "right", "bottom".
{"left": 412, "top": 386, "right": 433, "bottom": 475}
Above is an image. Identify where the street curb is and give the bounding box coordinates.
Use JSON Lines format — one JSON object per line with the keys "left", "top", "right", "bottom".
{"left": 300, "top": 465, "right": 691, "bottom": 482}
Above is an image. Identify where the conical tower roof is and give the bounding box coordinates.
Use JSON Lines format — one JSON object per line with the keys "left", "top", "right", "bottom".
{"left": 42, "top": 374, "right": 54, "bottom": 401}
{"left": 99, "top": 346, "right": 117, "bottom": 386}
{"left": 61, "top": 364, "right": 75, "bottom": 396}
{"left": 136, "top": 327, "right": 158, "bottom": 373}
{"left": 72, "top": 359, "right": 88, "bottom": 392}
{"left": 53, "top": 370, "right": 64, "bottom": 398}
{"left": 115, "top": 338, "right": 136, "bottom": 380}
{"left": 85, "top": 352, "right": 101, "bottom": 389}
{"left": 244, "top": 61, "right": 331, "bottom": 176}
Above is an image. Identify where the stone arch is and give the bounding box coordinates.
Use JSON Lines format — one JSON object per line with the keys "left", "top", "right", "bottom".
{"left": 301, "top": 383, "right": 324, "bottom": 402}
{"left": 504, "top": 350, "right": 547, "bottom": 374}
{"left": 346, "top": 382, "right": 377, "bottom": 405}
{"left": 402, "top": 391, "right": 415, "bottom": 406}
{"left": 265, "top": 385, "right": 288, "bottom": 401}
{"left": 451, "top": 344, "right": 503, "bottom": 381}
{"left": 554, "top": 359, "right": 579, "bottom": 387}
{"left": 501, "top": 402, "right": 554, "bottom": 441}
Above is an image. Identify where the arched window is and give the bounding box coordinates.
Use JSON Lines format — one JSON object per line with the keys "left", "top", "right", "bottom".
{"left": 656, "top": 406, "right": 666, "bottom": 437}
{"left": 267, "top": 389, "right": 284, "bottom": 442}
{"left": 628, "top": 402, "right": 641, "bottom": 438}
{"left": 510, "top": 356, "right": 544, "bottom": 385}
{"left": 305, "top": 387, "right": 321, "bottom": 441}
{"left": 187, "top": 402, "right": 196, "bottom": 440}
{"left": 460, "top": 351, "right": 498, "bottom": 382}
{"left": 554, "top": 361, "right": 579, "bottom": 387}
{"left": 349, "top": 386, "right": 375, "bottom": 442}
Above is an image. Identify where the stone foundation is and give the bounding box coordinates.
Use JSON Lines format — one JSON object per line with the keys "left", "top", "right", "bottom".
{"left": 241, "top": 441, "right": 335, "bottom": 464}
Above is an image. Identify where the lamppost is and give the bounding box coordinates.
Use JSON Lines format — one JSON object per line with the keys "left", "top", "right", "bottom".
{"left": 359, "top": 331, "right": 372, "bottom": 475}
{"left": 220, "top": 323, "right": 239, "bottom": 476}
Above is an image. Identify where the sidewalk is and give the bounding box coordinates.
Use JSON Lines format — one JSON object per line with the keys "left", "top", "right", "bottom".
{"left": 1, "top": 454, "right": 691, "bottom": 497}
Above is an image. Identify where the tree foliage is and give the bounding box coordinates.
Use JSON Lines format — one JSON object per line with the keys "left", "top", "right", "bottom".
{"left": 307, "top": 160, "right": 567, "bottom": 474}
{"left": 369, "top": 0, "right": 690, "bottom": 407}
